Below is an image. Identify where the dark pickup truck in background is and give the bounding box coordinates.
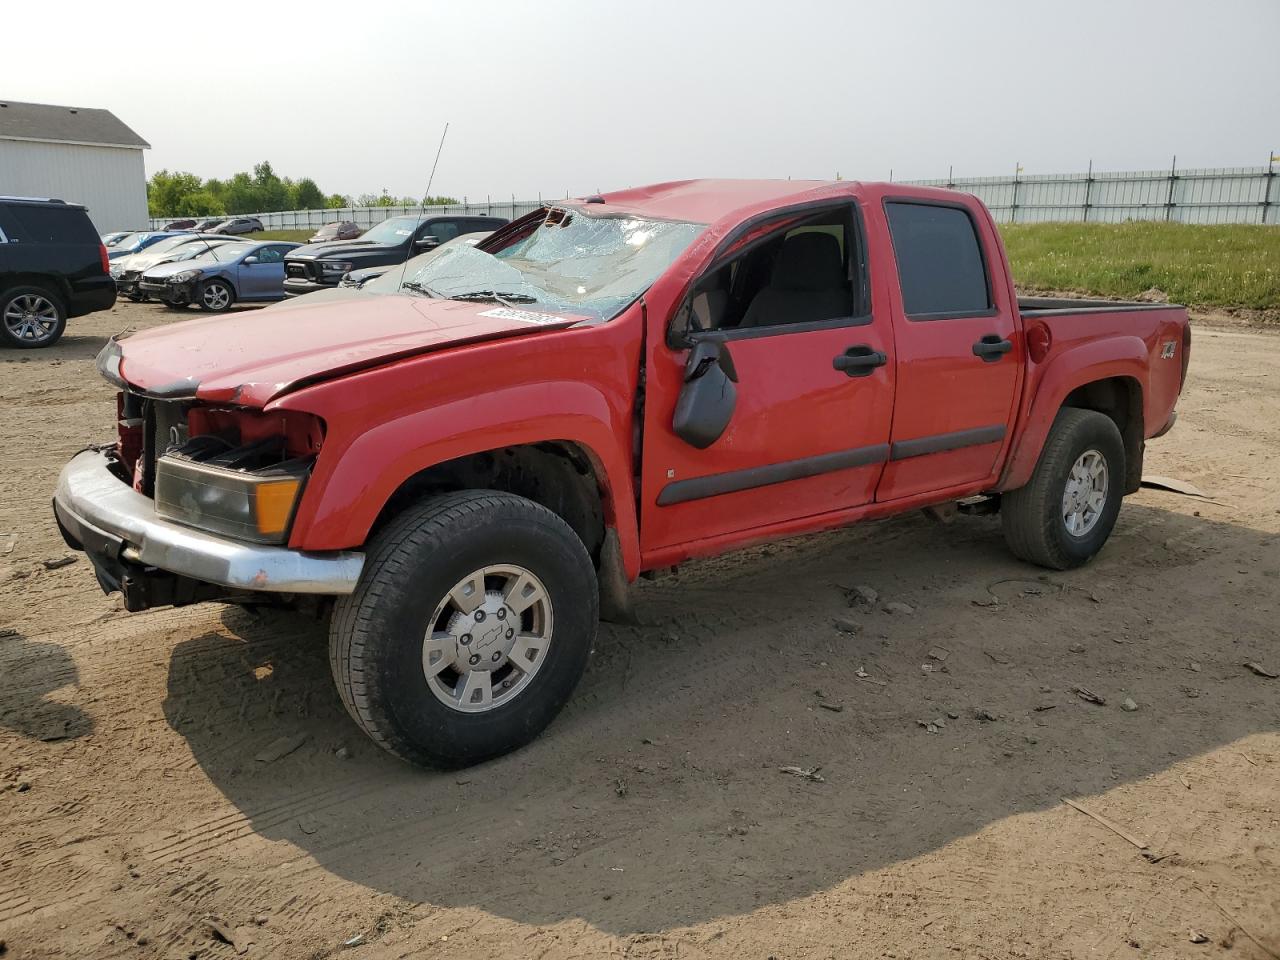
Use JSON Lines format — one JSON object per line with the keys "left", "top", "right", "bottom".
{"left": 283, "top": 213, "right": 509, "bottom": 296}
{"left": 0, "top": 196, "right": 116, "bottom": 348}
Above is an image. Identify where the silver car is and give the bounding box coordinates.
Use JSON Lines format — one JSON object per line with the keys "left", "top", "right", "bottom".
{"left": 109, "top": 235, "right": 236, "bottom": 300}
{"left": 138, "top": 240, "right": 300, "bottom": 312}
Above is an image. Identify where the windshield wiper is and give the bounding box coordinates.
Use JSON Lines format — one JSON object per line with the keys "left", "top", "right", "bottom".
{"left": 401, "top": 280, "right": 440, "bottom": 297}
{"left": 447, "top": 290, "right": 537, "bottom": 305}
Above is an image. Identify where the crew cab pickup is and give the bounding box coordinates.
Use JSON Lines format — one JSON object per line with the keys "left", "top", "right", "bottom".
{"left": 53, "top": 180, "right": 1190, "bottom": 768}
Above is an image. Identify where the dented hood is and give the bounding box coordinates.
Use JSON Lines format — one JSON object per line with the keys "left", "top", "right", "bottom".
{"left": 114, "top": 294, "right": 584, "bottom": 407}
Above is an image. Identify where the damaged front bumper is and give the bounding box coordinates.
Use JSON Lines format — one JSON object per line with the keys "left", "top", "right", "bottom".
{"left": 139, "top": 278, "right": 193, "bottom": 303}
{"left": 53, "top": 449, "right": 364, "bottom": 610}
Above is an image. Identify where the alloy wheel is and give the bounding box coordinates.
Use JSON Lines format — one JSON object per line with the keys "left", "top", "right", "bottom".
{"left": 3, "top": 294, "right": 59, "bottom": 344}
{"left": 422, "top": 565, "right": 554, "bottom": 713}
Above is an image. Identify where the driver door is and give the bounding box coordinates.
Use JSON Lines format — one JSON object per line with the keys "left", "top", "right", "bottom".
{"left": 240, "top": 245, "right": 287, "bottom": 298}
{"left": 639, "top": 204, "right": 896, "bottom": 554}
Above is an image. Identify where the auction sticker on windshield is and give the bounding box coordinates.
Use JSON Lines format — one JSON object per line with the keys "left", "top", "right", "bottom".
{"left": 478, "top": 307, "right": 575, "bottom": 326}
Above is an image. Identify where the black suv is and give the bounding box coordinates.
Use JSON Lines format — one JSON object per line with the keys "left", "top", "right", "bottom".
{"left": 283, "top": 214, "right": 508, "bottom": 296}
{"left": 0, "top": 197, "right": 115, "bottom": 348}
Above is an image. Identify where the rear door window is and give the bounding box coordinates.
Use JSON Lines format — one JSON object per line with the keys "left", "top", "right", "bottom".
{"left": 5, "top": 204, "right": 98, "bottom": 244}
{"left": 884, "top": 202, "right": 991, "bottom": 319}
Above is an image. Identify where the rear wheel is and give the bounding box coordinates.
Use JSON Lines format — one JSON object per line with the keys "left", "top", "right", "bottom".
{"left": 1, "top": 286, "right": 66, "bottom": 348}
{"left": 329, "top": 491, "right": 598, "bottom": 768}
{"left": 198, "top": 279, "right": 235, "bottom": 312}
{"left": 1002, "top": 408, "right": 1125, "bottom": 569}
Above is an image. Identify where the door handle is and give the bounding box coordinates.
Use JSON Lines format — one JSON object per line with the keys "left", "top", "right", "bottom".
{"left": 833, "top": 345, "right": 887, "bottom": 377}
{"left": 972, "top": 334, "right": 1013, "bottom": 362}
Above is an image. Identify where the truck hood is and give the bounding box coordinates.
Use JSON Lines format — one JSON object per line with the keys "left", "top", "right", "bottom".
{"left": 287, "top": 239, "right": 400, "bottom": 260}
{"left": 113, "top": 294, "right": 586, "bottom": 407}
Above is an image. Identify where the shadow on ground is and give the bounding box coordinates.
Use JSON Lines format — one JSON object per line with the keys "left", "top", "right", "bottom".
{"left": 0, "top": 629, "right": 94, "bottom": 743}
{"left": 162, "top": 502, "right": 1278, "bottom": 934}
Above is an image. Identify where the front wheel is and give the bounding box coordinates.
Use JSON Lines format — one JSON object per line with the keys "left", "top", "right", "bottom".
{"left": 197, "top": 279, "right": 235, "bottom": 312}
{"left": 1002, "top": 407, "right": 1125, "bottom": 569}
{"left": 329, "top": 491, "right": 598, "bottom": 768}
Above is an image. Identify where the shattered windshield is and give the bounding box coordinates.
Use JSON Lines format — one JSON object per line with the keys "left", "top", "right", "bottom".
{"left": 397, "top": 208, "right": 703, "bottom": 321}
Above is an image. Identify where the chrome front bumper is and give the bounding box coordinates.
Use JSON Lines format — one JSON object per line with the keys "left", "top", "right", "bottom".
{"left": 53, "top": 449, "right": 363, "bottom": 595}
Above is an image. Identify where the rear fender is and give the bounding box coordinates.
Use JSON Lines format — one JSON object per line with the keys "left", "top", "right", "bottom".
{"left": 999, "top": 336, "right": 1149, "bottom": 492}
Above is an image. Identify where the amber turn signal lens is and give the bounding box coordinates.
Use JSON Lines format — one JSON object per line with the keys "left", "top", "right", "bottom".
{"left": 255, "top": 478, "right": 303, "bottom": 537}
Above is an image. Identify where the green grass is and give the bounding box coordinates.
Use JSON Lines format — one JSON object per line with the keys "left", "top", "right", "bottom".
{"left": 258, "top": 222, "right": 1278, "bottom": 310}
{"left": 255, "top": 229, "right": 314, "bottom": 243}
{"left": 999, "top": 222, "right": 1280, "bottom": 311}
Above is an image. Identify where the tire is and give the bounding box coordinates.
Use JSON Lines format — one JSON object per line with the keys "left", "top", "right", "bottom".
{"left": 1, "top": 285, "right": 67, "bottom": 349}
{"left": 330, "top": 491, "right": 598, "bottom": 768}
{"left": 197, "top": 279, "right": 235, "bottom": 312}
{"left": 1002, "top": 408, "right": 1125, "bottom": 570}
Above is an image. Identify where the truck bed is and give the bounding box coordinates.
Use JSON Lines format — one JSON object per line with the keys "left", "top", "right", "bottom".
{"left": 1017, "top": 296, "right": 1182, "bottom": 317}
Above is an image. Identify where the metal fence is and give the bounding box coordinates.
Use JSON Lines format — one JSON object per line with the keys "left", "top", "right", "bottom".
{"left": 149, "top": 161, "right": 1280, "bottom": 230}
{"left": 910, "top": 160, "right": 1280, "bottom": 225}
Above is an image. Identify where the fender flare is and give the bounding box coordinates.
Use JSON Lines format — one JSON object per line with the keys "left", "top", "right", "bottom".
{"left": 999, "top": 336, "right": 1149, "bottom": 492}
{"left": 284, "top": 380, "right": 641, "bottom": 578}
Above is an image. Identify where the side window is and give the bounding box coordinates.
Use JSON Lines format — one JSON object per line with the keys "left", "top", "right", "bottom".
{"left": 6, "top": 205, "right": 97, "bottom": 244}
{"left": 255, "top": 246, "right": 284, "bottom": 263}
{"left": 884, "top": 202, "right": 991, "bottom": 318}
{"left": 673, "top": 205, "right": 862, "bottom": 338}
{"left": 426, "top": 220, "right": 460, "bottom": 243}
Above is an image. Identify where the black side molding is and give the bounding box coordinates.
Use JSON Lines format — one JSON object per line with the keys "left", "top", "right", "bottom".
{"left": 657, "top": 443, "right": 890, "bottom": 506}
{"left": 890, "top": 424, "right": 1006, "bottom": 461}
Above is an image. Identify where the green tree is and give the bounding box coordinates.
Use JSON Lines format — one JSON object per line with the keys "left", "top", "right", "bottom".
{"left": 176, "top": 190, "right": 225, "bottom": 217}
{"left": 291, "top": 178, "right": 326, "bottom": 210}
{"left": 325, "top": 194, "right": 351, "bottom": 209}
{"left": 147, "top": 170, "right": 205, "bottom": 217}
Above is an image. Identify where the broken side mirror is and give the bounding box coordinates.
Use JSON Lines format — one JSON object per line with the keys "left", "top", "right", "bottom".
{"left": 672, "top": 339, "right": 738, "bottom": 449}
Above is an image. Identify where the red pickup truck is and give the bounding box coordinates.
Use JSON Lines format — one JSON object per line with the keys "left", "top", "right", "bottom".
{"left": 54, "top": 180, "right": 1191, "bottom": 768}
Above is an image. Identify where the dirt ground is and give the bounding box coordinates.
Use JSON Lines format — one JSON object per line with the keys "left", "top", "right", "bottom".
{"left": 1, "top": 300, "right": 1277, "bottom": 960}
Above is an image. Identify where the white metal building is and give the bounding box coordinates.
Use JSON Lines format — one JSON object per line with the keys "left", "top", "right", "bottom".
{"left": 0, "top": 99, "right": 150, "bottom": 232}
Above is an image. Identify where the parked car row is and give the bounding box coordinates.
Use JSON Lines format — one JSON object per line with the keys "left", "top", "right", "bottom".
{"left": 4, "top": 197, "right": 513, "bottom": 348}
{"left": 283, "top": 214, "right": 508, "bottom": 296}
{"left": 158, "top": 216, "right": 266, "bottom": 235}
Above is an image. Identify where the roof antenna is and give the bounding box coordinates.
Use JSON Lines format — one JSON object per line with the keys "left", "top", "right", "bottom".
{"left": 396, "top": 121, "right": 449, "bottom": 293}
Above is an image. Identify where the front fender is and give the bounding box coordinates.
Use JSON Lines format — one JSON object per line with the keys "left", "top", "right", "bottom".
{"left": 998, "top": 336, "right": 1149, "bottom": 491}
{"left": 283, "top": 380, "right": 640, "bottom": 578}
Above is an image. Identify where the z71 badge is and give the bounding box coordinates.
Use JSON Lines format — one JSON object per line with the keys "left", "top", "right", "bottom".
{"left": 1161, "top": 341, "right": 1177, "bottom": 359}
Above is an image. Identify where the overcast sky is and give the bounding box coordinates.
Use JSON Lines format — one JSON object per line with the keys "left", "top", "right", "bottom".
{"left": 6, "top": 0, "right": 1278, "bottom": 201}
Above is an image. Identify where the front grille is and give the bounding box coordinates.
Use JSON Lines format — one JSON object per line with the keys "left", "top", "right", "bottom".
{"left": 132, "top": 394, "right": 188, "bottom": 497}
{"left": 285, "top": 261, "right": 312, "bottom": 280}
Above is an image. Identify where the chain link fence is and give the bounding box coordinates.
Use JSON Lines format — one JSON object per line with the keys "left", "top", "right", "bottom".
{"left": 150, "top": 161, "right": 1280, "bottom": 230}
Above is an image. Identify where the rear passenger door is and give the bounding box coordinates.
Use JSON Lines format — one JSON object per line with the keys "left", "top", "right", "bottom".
{"left": 873, "top": 200, "right": 1022, "bottom": 501}
{"left": 639, "top": 203, "right": 896, "bottom": 552}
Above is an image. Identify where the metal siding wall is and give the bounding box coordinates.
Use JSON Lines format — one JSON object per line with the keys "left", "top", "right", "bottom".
{"left": 0, "top": 139, "right": 149, "bottom": 232}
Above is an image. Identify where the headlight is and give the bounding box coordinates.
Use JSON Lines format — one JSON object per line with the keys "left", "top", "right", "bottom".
{"left": 320, "top": 261, "right": 353, "bottom": 274}
{"left": 96, "top": 337, "right": 126, "bottom": 389}
{"left": 110, "top": 265, "right": 124, "bottom": 278}
{"left": 155, "top": 454, "right": 311, "bottom": 545}
{"left": 167, "top": 270, "right": 200, "bottom": 284}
